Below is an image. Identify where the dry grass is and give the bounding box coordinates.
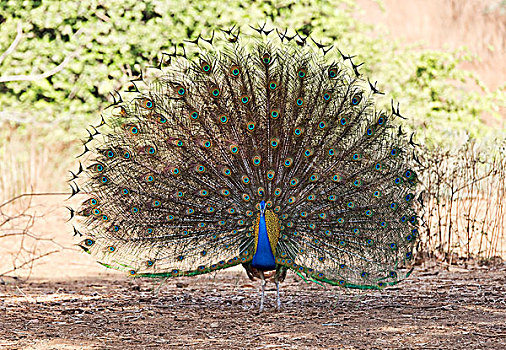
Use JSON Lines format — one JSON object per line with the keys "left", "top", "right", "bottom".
{"left": 0, "top": 130, "right": 76, "bottom": 202}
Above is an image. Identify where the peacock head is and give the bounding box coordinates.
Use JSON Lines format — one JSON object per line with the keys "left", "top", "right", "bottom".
{"left": 259, "top": 200, "right": 266, "bottom": 215}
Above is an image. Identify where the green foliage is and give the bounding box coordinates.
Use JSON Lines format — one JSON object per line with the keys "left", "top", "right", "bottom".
{"left": 0, "top": 0, "right": 504, "bottom": 190}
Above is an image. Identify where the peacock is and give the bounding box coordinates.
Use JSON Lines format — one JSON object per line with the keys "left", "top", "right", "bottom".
{"left": 69, "top": 25, "right": 420, "bottom": 311}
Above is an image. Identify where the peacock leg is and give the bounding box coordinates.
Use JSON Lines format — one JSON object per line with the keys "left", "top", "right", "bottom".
{"left": 275, "top": 278, "right": 281, "bottom": 311}
{"left": 259, "top": 270, "right": 266, "bottom": 312}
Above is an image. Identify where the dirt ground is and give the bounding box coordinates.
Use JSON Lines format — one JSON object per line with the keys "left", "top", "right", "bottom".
{"left": 0, "top": 263, "right": 505, "bottom": 350}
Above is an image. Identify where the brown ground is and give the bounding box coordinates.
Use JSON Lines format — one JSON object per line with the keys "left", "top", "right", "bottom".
{"left": 1, "top": 263, "right": 505, "bottom": 350}
{"left": 1, "top": 193, "right": 505, "bottom": 349}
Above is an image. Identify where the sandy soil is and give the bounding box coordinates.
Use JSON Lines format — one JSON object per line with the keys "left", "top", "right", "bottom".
{"left": 1, "top": 263, "right": 505, "bottom": 350}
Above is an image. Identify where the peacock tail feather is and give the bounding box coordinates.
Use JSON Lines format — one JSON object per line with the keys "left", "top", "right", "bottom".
{"left": 70, "top": 26, "right": 421, "bottom": 290}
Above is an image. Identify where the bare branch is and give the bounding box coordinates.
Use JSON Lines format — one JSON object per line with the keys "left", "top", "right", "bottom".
{"left": 0, "top": 51, "right": 78, "bottom": 83}
{"left": 0, "top": 193, "right": 73, "bottom": 280}
{"left": 0, "top": 21, "right": 23, "bottom": 66}
{"left": 0, "top": 192, "right": 68, "bottom": 210}
{"left": 0, "top": 250, "right": 61, "bottom": 278}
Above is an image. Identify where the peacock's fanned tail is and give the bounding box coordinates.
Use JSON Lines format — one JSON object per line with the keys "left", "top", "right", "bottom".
{"left": 71, "top": 27, "right": 420, "bottom": 290}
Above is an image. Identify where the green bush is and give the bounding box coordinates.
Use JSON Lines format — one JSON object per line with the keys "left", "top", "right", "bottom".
{"left": 0, "top": 0, "right": 504, "bottom": 191}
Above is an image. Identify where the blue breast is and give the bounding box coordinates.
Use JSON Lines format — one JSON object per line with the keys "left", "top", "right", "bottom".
{"left": 251, "top": 211, "right": 276, "bottom": 270}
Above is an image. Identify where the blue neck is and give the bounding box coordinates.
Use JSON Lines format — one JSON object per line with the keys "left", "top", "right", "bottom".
{"left": 251, "top": 202, "right": 276, "bottom": 271}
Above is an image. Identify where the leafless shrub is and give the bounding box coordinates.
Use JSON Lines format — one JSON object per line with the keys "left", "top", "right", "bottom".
{"left": 0, "top": 193, "right": 68, "bottom": 281}
{"left": 419, "top": 140, "right": 506, "bottom": 263}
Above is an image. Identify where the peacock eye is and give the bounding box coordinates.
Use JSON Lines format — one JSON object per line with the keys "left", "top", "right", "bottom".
{"left": 209, "top": 85, "right": 220, "bottom": 97}
{"left": 328, "top": 66, "right": 338, "bottom": 79}
{"left": 351, "top": 92, "right": 362, "bottom": 105}
{"left": 155, "top": 114, "right": 167, "bottom": 124}
{"left": 269, "top": 109, "right": 279, "bottom": 119}
{"left": 200, "top": 60, "right": 211, "bottom": 73}
{"left": 230, "top": 65, "right": 241, "bottom": 76}
{"left": 175, "top": 85, "right": 186, "bottom": 96}
{"left": 190, "top": 111, "right": 199, "bottom": 120}
{"left": 140, "top": 98, "right": 154, "bottom": 109}
{"left": 262, "top": 53, "right": 271, "bottom": 65}
{"left": 293, "top": 127, "right": 304, "bottom": 136}
{"left": 219, "top": 114, "right": 228, "bottom": 124}
{"left": 222, "top": 167, "right": 232, "bottom": 176}
{"left": 91, "top": 163, "right": 105, "bottom": 172}
{"left": 240, "top": 95, "right": 250, "bottom": 104}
